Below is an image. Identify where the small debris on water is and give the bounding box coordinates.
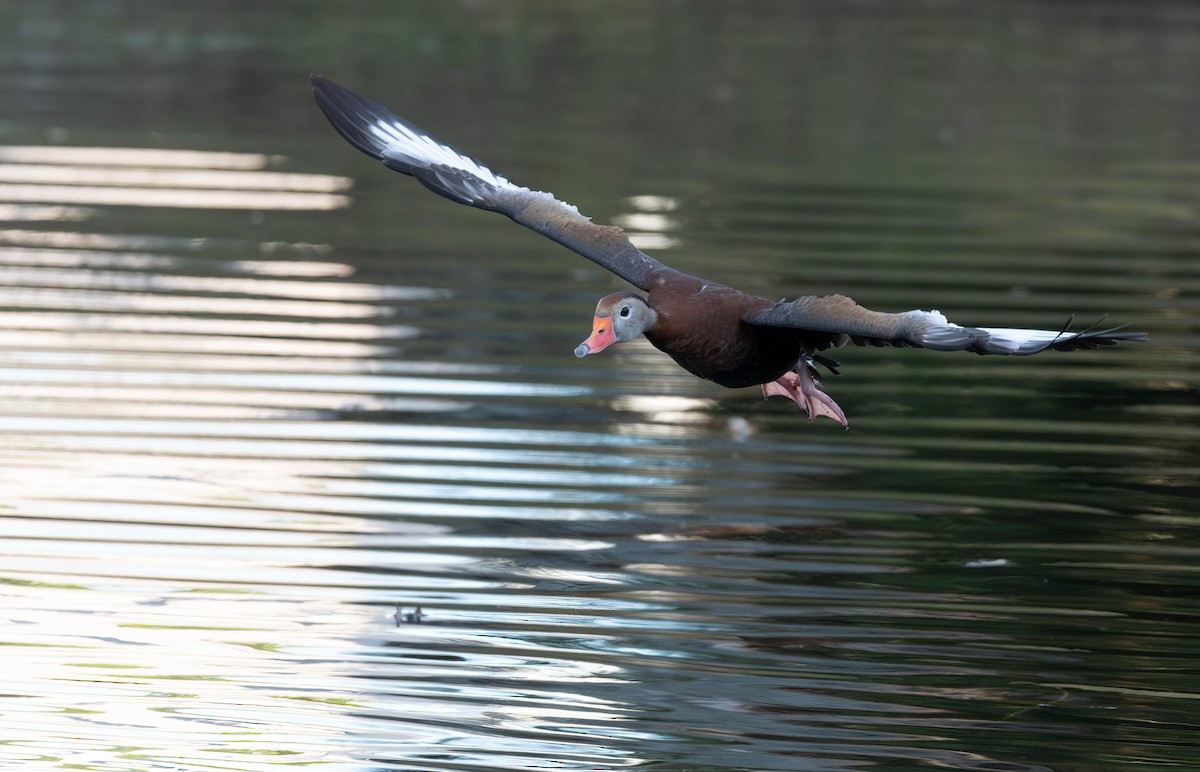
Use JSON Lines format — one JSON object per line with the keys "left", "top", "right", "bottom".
{"left": 394, "top": 603, "right": 426, "bottom": 625}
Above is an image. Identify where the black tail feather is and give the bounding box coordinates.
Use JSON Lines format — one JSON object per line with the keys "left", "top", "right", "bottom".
{"left": 1044, "top": 315, "right": 1148, "bottom": 353}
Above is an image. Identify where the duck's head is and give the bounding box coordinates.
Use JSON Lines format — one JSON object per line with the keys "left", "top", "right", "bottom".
{"left": 574, "top": 292, "right": 658, "bottom": 358}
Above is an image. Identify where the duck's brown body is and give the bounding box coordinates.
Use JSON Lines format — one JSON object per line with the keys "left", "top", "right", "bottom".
{"left": 642, "top": 269, "right": 797, "bottom": 389}
{"left": 311, "top": 75, "right": 1149, "bottom": 427}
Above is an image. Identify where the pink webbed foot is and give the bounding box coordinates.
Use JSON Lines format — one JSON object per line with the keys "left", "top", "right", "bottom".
{"left": 762, "top": 365, "right": 849, "bottom": 427}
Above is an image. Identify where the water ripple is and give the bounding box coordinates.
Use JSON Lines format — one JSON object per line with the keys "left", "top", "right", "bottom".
{"left": 3, "top": 5, "right": 1199, "bottom": 770}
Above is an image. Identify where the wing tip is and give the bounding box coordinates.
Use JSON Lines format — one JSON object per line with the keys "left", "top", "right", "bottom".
{"left": 310, "top": 75, "right": 393, "bottom": 161}
{"left": 310, "top": 74, "right": 344, "bottom": 104}
{"left": 973, "top": 320, "right": 1151, "bottom": 355}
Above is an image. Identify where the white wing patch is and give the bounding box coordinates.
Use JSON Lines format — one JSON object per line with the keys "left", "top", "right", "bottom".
{"left": 368, "top": 118, "right": 519, "bottom": 191}
{"left": 907, "top": 309, "right": 949, "bottom": 325}
{"left": 367, "top": 117, "right": 590, "bottom": 218}
{"left": 921, "top": 314, "right": 1077, "bottom": 354}
{"left": 979, "top": 327, "right": 1071, "bottom": 351}
{"left": 523, "top": 188, "right": 586, "bottom": 217}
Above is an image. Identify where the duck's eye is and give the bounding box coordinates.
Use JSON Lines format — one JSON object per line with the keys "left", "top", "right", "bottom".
{"left": 619, "top": 306, "right": 631, "bottom": 318}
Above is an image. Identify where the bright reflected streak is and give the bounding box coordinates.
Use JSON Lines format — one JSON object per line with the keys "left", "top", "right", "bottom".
{"left": 0, "top": 145, "right": 278, "bottom": 169}
{"left": 613, "top": 395, "right": 713, "bottom": 413}
{"left": 232, "top": 260, "right": 353, "bottom": 277}
{"left": 0, "top": 247, "right": 352, "bottom": 279}
{"left": 626, "top": 233, "right": 680, "bottom": 250}
{"left": 0, "top": 204, "right": 93, "bottom": 221}
{"left": 0, "top": 247, "right": 180, "bottom": 271}
{"left": 514, "top": 566, "right": 628, "bottom": 585}
{"left": 625, "top": 194, "right": 679, "bottom": 212}
{"left": 618, "top": 199, "right": 682, "bottom": 250}
{"left": 0, "top": 228, "right": 332, "bottom": 256}
{"left": 0, "top": 398, "right": 313, "bottom": 422}
{"left": 324, "top": 479, "right": 624, "bottom": 506}
{"left": 611, "top": 395, "right": 715, "bottom": 425}
{"left": 0, "top": 416, "right": 649, "bottom": 447}
{"left": 0, "top": 266, "right": 442, "bottom": 302}
{"left": 0, "top": 228, "right": 198, "bottom": 251}
{"left": 0, "top": 287, "right": 382, "bottom": 318}
{"left": 0, "top": 333, "right": 489, "bottom": 369}
{"left": 0, "top": 183, "right": 350, "bottom": 210}
{"left": 0, "top": 384, "right": 462, "bottom": 414}
{"left": 612, "top": 213, "right": 678, "bottom": 232}
{"left": 0, "top": 434, "right": 654, "bottom": 470}
{"left": 0, "top": 370, "right": 586, "bottom": 397}
{"left": 0, "top": 164, "right": 351, "bottom": 192}
{"left": 1, "top": 349, "right": 468, "bottom": 376}
{"left": 0, "top": 311, "right": 418, "bottom": 340}
{"left": 351, "top": 463, "right": 676, "bottom": 488}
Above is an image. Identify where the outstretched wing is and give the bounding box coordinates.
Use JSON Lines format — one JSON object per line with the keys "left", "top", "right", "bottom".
{"left": 745, "top": 294, "right": 1149, "bottom": 355}
{"left": 311, "top": 75, "right": 667, "bottom": 290}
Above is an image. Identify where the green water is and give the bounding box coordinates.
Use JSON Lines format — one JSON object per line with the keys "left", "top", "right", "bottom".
{"left": 0, "top": 2, "right": 1196, "bottom": 770}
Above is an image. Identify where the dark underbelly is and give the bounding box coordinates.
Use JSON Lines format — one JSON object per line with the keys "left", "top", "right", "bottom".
{"left": 647, "top": 327, "right": 802, "bottom": 389}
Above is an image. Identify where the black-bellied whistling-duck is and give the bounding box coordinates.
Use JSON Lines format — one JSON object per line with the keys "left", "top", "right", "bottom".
{"left": 311, "top": 76, "right": 1147, "bottom": 427}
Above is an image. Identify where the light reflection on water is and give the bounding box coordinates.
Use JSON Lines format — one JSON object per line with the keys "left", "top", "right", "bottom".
{"left": 1, "top": 3, "right": 1199, "bottom": 771}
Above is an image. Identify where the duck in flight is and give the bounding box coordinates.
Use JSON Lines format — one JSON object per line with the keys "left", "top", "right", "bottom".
{"left": 311, "top": 75, "right": 1147, "bottom": 427}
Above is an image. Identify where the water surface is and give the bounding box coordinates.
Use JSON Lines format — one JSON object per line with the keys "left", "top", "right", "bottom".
{"left": 1, "top": 2, "right": 1198, "bottom": 770}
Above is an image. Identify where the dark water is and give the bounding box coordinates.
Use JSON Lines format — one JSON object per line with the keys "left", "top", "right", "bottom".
{"left": 1, "top": 2, "right": 1198, "bottom": 770}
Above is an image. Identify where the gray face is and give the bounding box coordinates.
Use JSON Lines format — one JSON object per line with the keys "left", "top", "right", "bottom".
{"left": 610, "top": 297, "right": 657, "bottom": 342}
{"left": 574, "top": 295, "right": 658, "bottom": 358}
